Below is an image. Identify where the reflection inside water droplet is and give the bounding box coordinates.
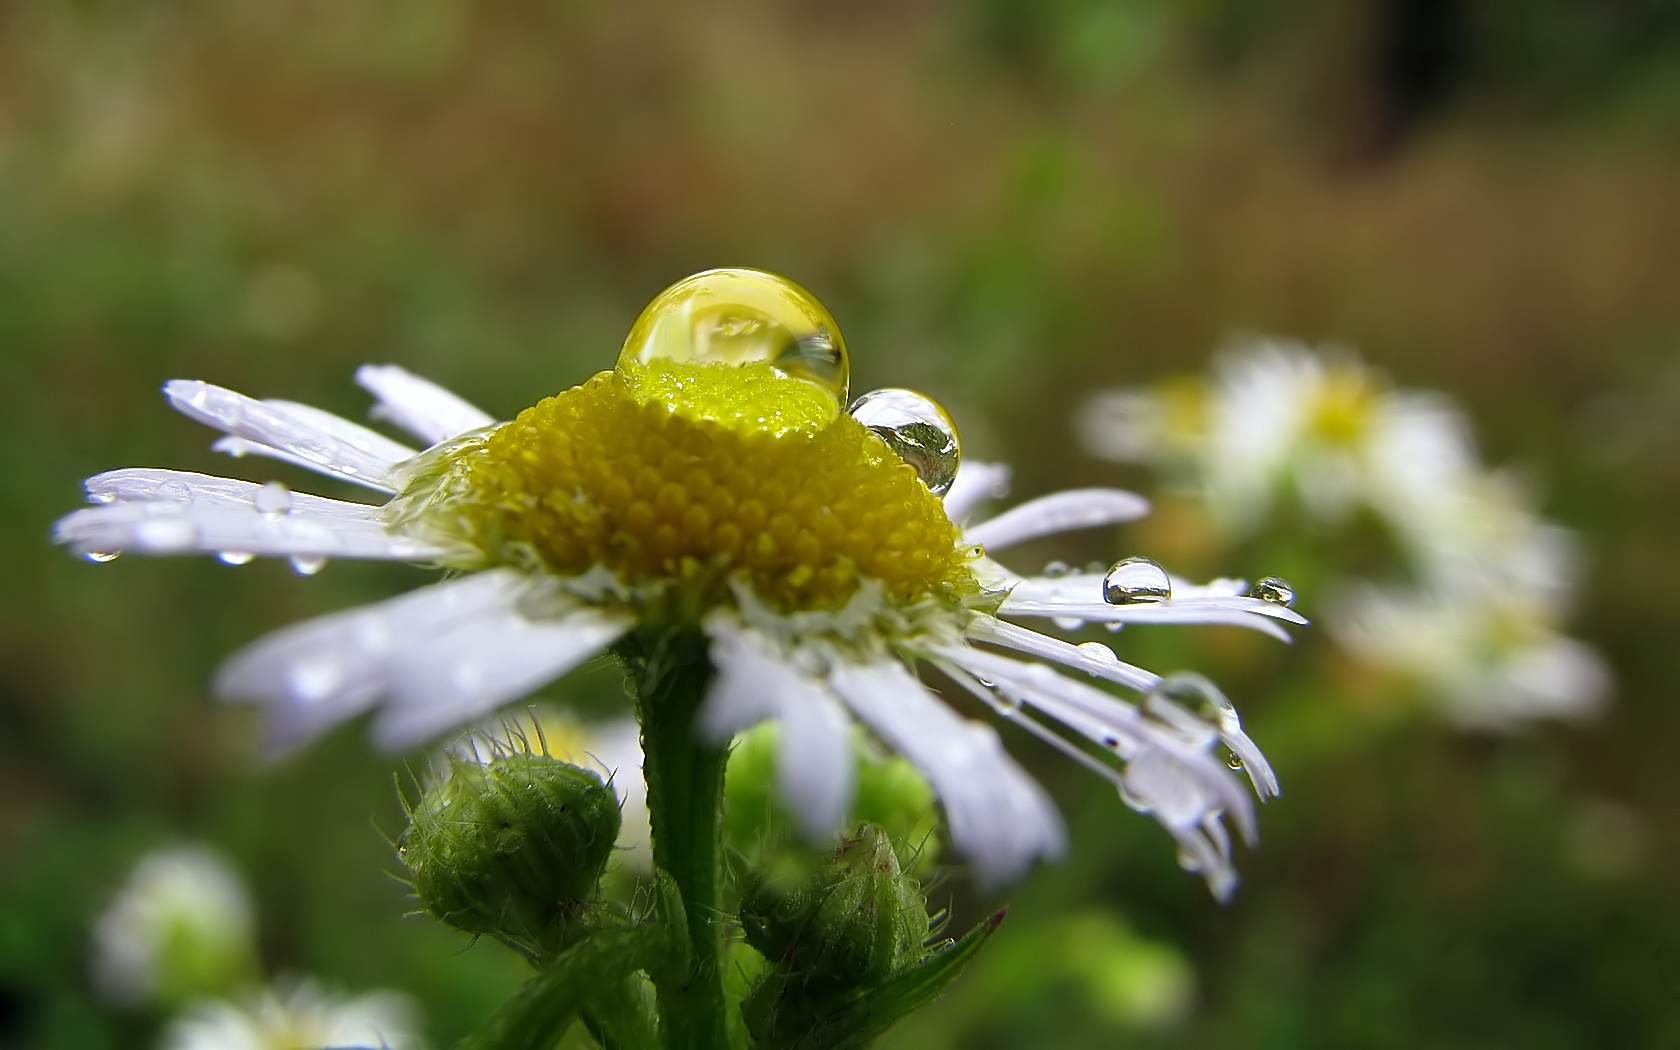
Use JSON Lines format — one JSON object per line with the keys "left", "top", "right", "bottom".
{"left": 847, "top": 387, "right": 961, "bottom": 495}
{"left": 617, "top": 268, "right": 850, "bottom": 407}
{"left": 1103, "top": 556, "right": 1172, "bottom": 605}
{"left": 83, "top": 551, "right": 120, "bottom": 563}
{"left": 1249, "top": 575, "right": 1295, "bottom": 606}
{"left": 289, "top": 555, "right": 327, "bottom": 576}
{"left": 218, "top": 551, "right": 255, "bottom": 566}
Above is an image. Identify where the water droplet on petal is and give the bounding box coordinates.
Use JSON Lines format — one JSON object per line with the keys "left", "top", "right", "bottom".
{"left": 255, "top": 481, "right": 293, "bottom": 516}
{"left": 1226, "top": 752, "right": 1245, "bottom": 771}
{"left": 618, "top": 268, "right": 849, "bottom": 406}
{"left": 135, "top": 516, "right": 199, "bottom": 551}
{"left": 1043, "top": 560, "right": 1071, "bottom": 578}
{"left": 1103, "top": 556, "right": 1172, "bottom": 605}
{"left": 83, "top": 551, "right": 120, "bottom": 563}
{"left": 1249, "top": 575, "right": 1295, "bottom": 606}
{"left": 1077, "top": 641, "right": 1119, "bottom": 666}
{"left": 217, "top": 551, "right": 255, "bottom": 566}
{"left": 1053, "top": 616, "right": 1084, "bottom": 631}
{"left": 846, "top": 388, "right": 961, "bottom": 495}
{"left": 289, "top": 554, "right": 327, "bottom": 576}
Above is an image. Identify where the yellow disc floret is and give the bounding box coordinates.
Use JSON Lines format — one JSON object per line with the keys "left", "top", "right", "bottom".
{"left": 397, "top": 361, "right": 972, "bottom": 611}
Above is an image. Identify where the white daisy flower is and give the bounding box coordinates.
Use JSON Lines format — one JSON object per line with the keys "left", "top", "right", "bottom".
{"left": 56, "top": 269, "right": 1302, "bottom": 896}
{"left": 1329, "top": 580, "right": 1610, "bottom": 730}
{"left": 91, "top": 846, "right": 255, "bottom": 1008}
{"left": 163, "top": 978, "right": 417, "bottom": 1050}
{"left": 1081, "top": 338, "right": 1481, "bottom": 537}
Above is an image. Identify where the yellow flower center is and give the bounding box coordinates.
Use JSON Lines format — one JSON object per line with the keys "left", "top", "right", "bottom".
{"left": 1306, "top": 366, "right": 1376, "bottom": 447}
{"left": 400, "top": 360, "right": 972, "bottom": 610}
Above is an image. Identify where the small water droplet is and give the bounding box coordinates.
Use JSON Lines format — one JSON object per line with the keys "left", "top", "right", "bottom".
{"left": 1077, "top": 641, "right": 1119, "bottom": 665}
{"left": 1226, "top": 752, "right": 1245, "bottom": 771}
{"left": 1043, "top": 560, "right": 1071, "bottom": 578}
{"left": 217, "top": 551, "right": 255, "bottom": 566}
{"left": 1053, "top": 616, "right": 1084, "bottom": 631}
{"left": 1103, "top": 556, "right": 1172, "bottom": 605}
{"left": 289, "top": 554, "right": 327, "bottom": 576}
{"left": 1104, "top": 622, "right": 1124, "bottom": 633}
{"left": 617, "top": 268, "right": 850, "bottom": 407}
{"left": 1249, "top": 575, "right": 1295, "bottom": 606}
{"left": 847, "top": 388, "right": 961, "bottom": 496}
{"left": 83, "top": 551, "right": 120, "bottom": 563}
{"left": 135, "top": 516, "right": 199, "bottom": 551}
{"left": 255, "top": 481, "right": 293, "bottom": 516}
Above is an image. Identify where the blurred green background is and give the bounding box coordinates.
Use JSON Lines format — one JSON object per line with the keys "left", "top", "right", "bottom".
{"left": 3, "top": 1, "right": 1678, "bottom": 1046}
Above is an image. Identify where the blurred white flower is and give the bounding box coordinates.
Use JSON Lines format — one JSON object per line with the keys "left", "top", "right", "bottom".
{"left": 1330, "top": 580, "right": 1610, "bottom": 729}
{"left": 91, "top": 846, "right": 255, "bottom": 1008}
{"left": 1083, "top": 337, "right": 1611, "bottom": 729}
{"left": 163, "top": 979, "right": 418, "bottom": 1050}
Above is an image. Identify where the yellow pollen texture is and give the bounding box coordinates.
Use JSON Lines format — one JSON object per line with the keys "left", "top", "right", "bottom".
{"left": 422, "top": 363, "right": 970, "bottom": 608}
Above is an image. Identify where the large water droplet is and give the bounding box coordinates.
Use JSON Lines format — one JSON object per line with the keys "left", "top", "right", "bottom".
{"left": 846, "top": 387, "right": 961, "bottom": 495}
{"left": 218, "top": 551, "right": 255, "bottom": 566}
{"left": 618, "top": 268, "right": 849, "bottom": 406}
{"left": 289, "top": 554, "right": 327, "bottom": 576}
{"left": 83, "top": 551, "right": 120, "bottom": 563}
{"left": 254, "top": 481, "right": 292, "bottom": 516}
{"left": 1249, "top": 575, "right": 1295, "bottom": 606}
{"left": 1103, "top": 556, "right": 1171, "bottom": 605}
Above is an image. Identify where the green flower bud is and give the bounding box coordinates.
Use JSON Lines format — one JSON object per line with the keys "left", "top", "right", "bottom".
{"left": 400, "top": 751, "right": 622, "bottom": 957}
{"left": 741, "top": 824, "right": 930, "bottom": 990}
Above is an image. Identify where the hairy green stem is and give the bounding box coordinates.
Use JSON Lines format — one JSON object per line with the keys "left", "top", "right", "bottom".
{"left": 629, "top": 629, "right": 732, "bottom": 1050}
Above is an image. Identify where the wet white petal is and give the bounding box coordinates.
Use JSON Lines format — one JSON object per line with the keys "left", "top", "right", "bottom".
{"left": 938, "top": 646, "right": 1257, "bottom": 843}
{"left": 942, "top": 460, "right": 1012, "bottom": 524}
{"left": 356, "top": 364, "right": 497, "bottom": 446}
{"left": 216, "top": 570, "right": 628, "bottom": 753}
{"left": 964, "top": 614, "right": 1161, "bottom": 692}
{"left": 964, "top": 488, "right": 1151, "bottom": 551}
{"left": 164, "top": 380, "right": 406, "bottom": 488}
{"left": 828, "top": 660, "right": 1064, "bottom": 885}
{"left": 702, "top": 621, "right": 854, "bottom": 838}
{"left": 1121, "top": 749, "right": 1239, "bottom": 900}
{"left": 54, "top": 501, "right": 444, "bottom": 561}
{"left": 373, "top": 607, "right": 630, "bottom": 750}
{"left": 84, "top": 469, "right": 381, "bottom": 523}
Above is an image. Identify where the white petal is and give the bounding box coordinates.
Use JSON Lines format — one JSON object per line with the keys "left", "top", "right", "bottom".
{"left": 1004, "top": 574, "right": 1308, "bottom": 625}
{"left": 165, "top": 380, "right": 406, "bottom": 488}
{"left": 942, "top": 460, "right": 1012, "bottom": 524}
{"left": 938, "top": 646, "right": 1257, "bottom": 843}
{"left": 263, "top": 400, "right": 418, "bottom": 465}
{"left": 218, "top": 571, "right": 529, "bottom": 750}
{"left": 702, "top": 621, "right": 855, "bottom": 838}
{"left": 210, "top": 436, "right": 394, "bottom": 493}
{"left": 964, "top": 488, "right": 1151, "bottom": 551}
{"left": 356, "top": 364, "right": 497, "bottom": 446}
{"left": 55, "top": 501, "right": 446, "bottom": 561}
{"left": 829, "top": 660, "right": 1064, "bottom": 885}
{"left": 373, "top": 607, "right": 630, "bottom": 750}
{"left": 85, "top": 469, "right": 382, "bottom": 523}
{"left": 216, "top": 570, "right": 629, "bottom": 753}
{"left": 964, "top": 614, "right": 1161, "bottom": 692}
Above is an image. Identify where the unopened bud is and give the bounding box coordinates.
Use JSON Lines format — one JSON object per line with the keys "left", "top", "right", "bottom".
{"left": 741, "top": 824, "right": 929, "bottom": 990}
{"left": 400, "top": 752, "right": 621, "bottom": 956}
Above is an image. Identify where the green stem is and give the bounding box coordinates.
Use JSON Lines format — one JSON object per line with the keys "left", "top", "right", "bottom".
{"left": 629, "top": 629, "right": 732, "bottom": 1050}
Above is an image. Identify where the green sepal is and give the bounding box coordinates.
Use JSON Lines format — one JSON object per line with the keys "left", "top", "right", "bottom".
{"left": 746, "top": 908, "right": 1006, "bottom": 1050}
{"left": 456, "top": 925, "right": 668, "bottom": 1050}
